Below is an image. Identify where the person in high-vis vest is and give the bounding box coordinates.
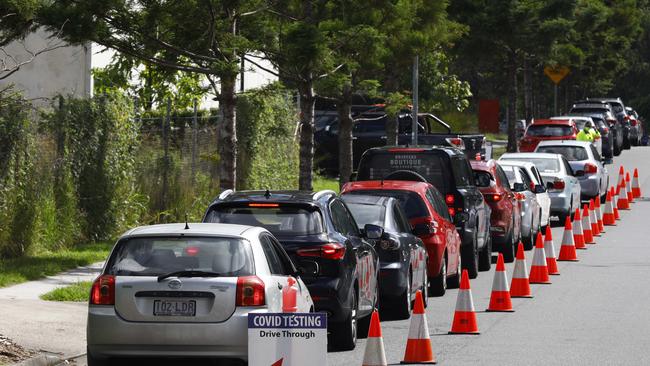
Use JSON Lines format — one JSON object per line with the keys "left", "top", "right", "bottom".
{"left": 577, "top": 121, "right": 595, "bottom": 142}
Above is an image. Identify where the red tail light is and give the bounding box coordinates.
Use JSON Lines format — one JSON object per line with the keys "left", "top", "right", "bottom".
{"left": 624, "top": 115, "right": 630, "bottom": 121}
{"left": 631, "top": 120, "right": 638, "bottom": 126}
{"left": 514, "top": 193, "right": 526, "bottom": 201}
{"left": 584, "top": 163, "right": 598, "bottom": 174}
{"left": 236, "top": 276, "right": 265, "bottom": 306}
{"left": 448, "top": 207, "right": 456, "bottom": 216}
{"left": 552, "top": 179, "right": 565, "bottom": 190}
{"left": 607, "top": 119, "right": 617, "bottom": 126}
{"left": 446, "top": 137, "right": 464, "bottom": 147}
{"left": 485, "top": 194, "right": 503, "bottom": 202}
{"left": 185, "top": 246, "right": 200, "bottom": 256}
{"left": 445, "top": 194, "right": 455, "bottom": 205}
{"left": 296, "top": 243, "right": 346, "bottom": 260}
{"left": 90, "top": 275, "right": 115, "bottom": 305}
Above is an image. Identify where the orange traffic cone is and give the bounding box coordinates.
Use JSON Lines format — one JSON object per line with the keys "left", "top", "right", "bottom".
{"left": 618, "top": 166, "right": 626, "bottom": 187}
{"left": 582, "top": 205, "right": 594, "bottom": 244}
{"left": 589, "top": 199, "right": 600, "bottom": 236}
{"left": 558, "top": 216, "right": 579, "bottom": 261}
{"left": 573, "top": 208, "right": 586, "bottom": 249}
{"left": 613, "top": 186, "right": 621, "bottom": 220}
{"left": 401, "top": 291, "right": 436, "bottom": 364}
{"left": 363, "top": 311, "right": 387, "bottom": 366}
{"left": 510, "top": 242, "right": 533, "bottom": 298}
{"left": 449, "top": 270, "right": 480, "bottom": 335}
{"left": 626, "top": 172, "right": 634, "bottom": 203}
{"left": 487, "top": 253, "right": 514, "bottom": 312}
{"left": 595, "top": 198, "right": 605, "bottom": 233}
{"left": 618, "top": 181, "right": 630, "bottom": 210}
{"left": 529, "top": 232, "right": 551, "bottom": 284}
{"left": 544, "top": 226, "right": 560, "bottom": 275}
{"left": 632, "top": 168, "right": 642, "bottom": 198}
{"left": 603, "top": 190, "right": 616, "bottom": 226}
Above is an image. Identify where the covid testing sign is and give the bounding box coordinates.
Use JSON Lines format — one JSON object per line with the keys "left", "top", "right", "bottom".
{"left": 248, "top": 313, "right": 327, "bottom": 366}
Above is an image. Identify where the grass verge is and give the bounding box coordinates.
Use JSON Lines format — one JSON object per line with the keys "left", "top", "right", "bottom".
{"left": 0, "top": 242, "right": 112, "bottom": 288}
{"left": 40, "top": 281, "right": 92, "bottom": 302}
{"left": 313, "top": 175, "right": 340, "bottom": 193}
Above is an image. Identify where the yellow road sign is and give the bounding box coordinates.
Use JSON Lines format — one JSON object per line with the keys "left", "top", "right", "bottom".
{"left": 544, "top": 66, "right": 570, "bottom": 84}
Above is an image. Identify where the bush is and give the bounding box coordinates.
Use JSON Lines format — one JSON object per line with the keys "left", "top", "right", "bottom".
{"left": 237, "top": 83, "right": 299, "bottom": 190}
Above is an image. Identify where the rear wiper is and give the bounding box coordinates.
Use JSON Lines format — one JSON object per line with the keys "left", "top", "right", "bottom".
{"left": 157, "top": 270, "right": 222, "bottom": 282}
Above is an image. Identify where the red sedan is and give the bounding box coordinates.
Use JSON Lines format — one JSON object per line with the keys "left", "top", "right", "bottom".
{"left": 341, "top": 180, "right": 462, "bottom": 296}
{"left": 470, "top": 159, "right": 522, "bottom": 262}
{"left": 519, "top": 119, "right": 578, "bottom": 152}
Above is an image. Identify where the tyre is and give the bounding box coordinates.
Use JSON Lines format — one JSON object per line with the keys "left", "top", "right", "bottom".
{"left": 390, "top": 270, "right": 412, "bottom": 320}
{"left": 523, "top": 217, "right": 536, "bottom": 250}
{"left": 422, "top": 265, "right": 429, "bottom": 307}
{"left": 502, "top": 229, "right": 516, "bottom": 263}
{"left": 331, "top": 293, "right": 357, "bottom": 351}
{"left": 447, "top": 254, "right": 461, "bottom": 288}
{"left": 614, "top": 141, "right": 621, "bottom": 156}
{"left": 429, "top": 255, "right": 447, "bottom": 297}
{"left": 623, "top": 134, "right": 631, "bottom": 149}
{"left": 87, "top": 349, "right": 110, "bottom": 366}
{"left": 478, "top": 232, "right": 492, "bottom": 271}
{"left": 462, "top": 231, "right": 479, "bottom": 279}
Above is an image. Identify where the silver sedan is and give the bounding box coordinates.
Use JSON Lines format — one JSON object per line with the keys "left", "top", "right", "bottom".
{"left": 87, "top": 223, "right": 314, "bottom": 365}
{"left": 499, "top": 152, "right": 581, "bottom": 222}
{"left": 535, "top": 140, "right": 609, "bottom": 202}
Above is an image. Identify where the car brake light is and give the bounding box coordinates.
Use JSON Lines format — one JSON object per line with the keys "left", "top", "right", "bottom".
{"left": 236, "top": 276, "right": 265, "bottom": 306}
{"left": 296, "top": 243, "right": 346, "bottom": 260}
{"left": 553, "top": 179, "right": 566, "bottom": 190}
{"left": 631, "top": 120, "right": 638, "bottom": 126}
{"left": 485, "top": 194, "right": 502, "bottom": 202}
{"left": 445, "top": 137, "right": 465, "bottom": 149}
{"left": 584, "top": 163, "right": 598, "bottom": 174}
{"left": 445, "top": 194, "right": 455, "bottom": 205}
{"left": 447, "top": 207, "right": 456, "bottom": 216}
{"left": 90, "top": 275, "right": 115, "bottom": 305}
{"left": 514, "top": 193, "right": 526, "bottom": 201}
{"left": 185, "top": 246, "right": 200, "bottom": 256}
{"left": 248, "top": 203, "right": 279, "bottom": 207}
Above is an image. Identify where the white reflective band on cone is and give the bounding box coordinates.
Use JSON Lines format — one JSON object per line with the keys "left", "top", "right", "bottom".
{"left": 491, "top": 270, "right": 509, "bottom": 291}
{"left": 582, "top": 213, "right": 591, "bottom": 229}
{"left": 544, "top": 239, "right": 556, "bottom": 258}
{"left": 606, "top": 198, "right": 614, "bottom": 214}
{"left": 513, "top": 258, "right": 528, "bottom": 279}
{"left": 407, "top": 313, "right": 431, "bottom": 340}
{"left": 362, "top": 337, "right": 387, "bottom": 366}
{"left": 627, "top": 179, "right": 632, "bottom": 193}
{"left": 590, "top": 208, "right": 597, "bottom": 223}
{"left": 532, "top": 247, "right": 547, "bottom": 266}
{"left": 573, "top": 218, "right": 583, "bottom": 234}
{"left": 562, "top": 228, "right": 575, "bottom": 246}
{"left": 454, "top": 289, "right": 475, "bottom": 312}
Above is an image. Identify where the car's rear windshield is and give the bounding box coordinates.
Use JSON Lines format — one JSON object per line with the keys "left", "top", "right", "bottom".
{"left": 344, "top": 190, "right": 428, "bottom": 220}
{"left": 357, "top": 151, "right": 453, "bottom": 193}
{"left": 570, "top": 107, "right": 608, "bottom": 114}
{"left": 107, "top": 236, "right": 254, "bottom": 277}
{"left": 345, "top": 203, "right": 385, "bottom": 229}
{"left": 609, "top": 102, "right": 624, "bottom": 114}
{"left": 536, "top": 146, "right": 588, "bottom": 161}
{"left": 526, "top": 125, "right": 573, "bottom": 137}
{"left": 499, "top": 165, "right": 521, "bottom": 185}
{"left": 205, "top": 205, "right": 324, "bottom": 235}
{"left": 500, "top": 157, "right": 560, "bottom": 173}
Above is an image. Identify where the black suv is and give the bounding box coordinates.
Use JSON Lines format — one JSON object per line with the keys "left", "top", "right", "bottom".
{"left": 577, "top": 98, "right": 632, "bottom": 149}
{"left": 355, "top": 146, "right": 491, "bottom": 279}
{"left": 203, "top": 190, "right": 379, "bottom": 351}
{"left": 569, "top": 102, "right": 623, "bottom": 156}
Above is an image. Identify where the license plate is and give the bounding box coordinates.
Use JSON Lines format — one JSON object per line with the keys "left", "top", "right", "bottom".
{"left": 153, "top": 299, "right": 196, "bottom": 316}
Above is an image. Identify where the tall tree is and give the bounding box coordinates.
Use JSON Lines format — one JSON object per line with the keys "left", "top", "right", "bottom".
{"left": 26, "top": 0, "right": 273, "bottom": 190}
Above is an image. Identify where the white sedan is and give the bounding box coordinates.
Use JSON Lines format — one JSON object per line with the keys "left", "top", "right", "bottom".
{"left": 87, "top": 223, "right": 314, "bottom": 365}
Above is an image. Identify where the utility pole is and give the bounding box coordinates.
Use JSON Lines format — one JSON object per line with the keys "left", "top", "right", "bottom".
{"left": 412, "top": 55, "right": 419, "bottom": 145}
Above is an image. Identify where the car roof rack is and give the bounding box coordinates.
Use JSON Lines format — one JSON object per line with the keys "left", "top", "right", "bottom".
{"left": 218, "top": 189, "right": 234, "bottom": 200}
{"left": 313, "top": 190, "right": 337, "bottom": 200}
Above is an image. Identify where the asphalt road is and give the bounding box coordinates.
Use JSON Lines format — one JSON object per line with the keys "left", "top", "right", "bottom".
{"left": 13, "top": 146, "right": 650, "bottom": 366}
{"left": 329, "top": 146, "right": 650, "bottom": 366}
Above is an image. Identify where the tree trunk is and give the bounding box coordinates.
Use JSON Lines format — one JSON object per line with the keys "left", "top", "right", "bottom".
{"left": 219, "top": 73, "right": 237, "bottom": 190}
{"left": 338, "top": 86, "right": 353, "bottom": 188}
{"left": 507, "top": 51, "right": 518, "bottom": 153}
{"left": 385, "top": 113, "right": 398, "bottom": 146}
{"left": 523, "top": 56, "right": 532, "bottom": 124}
{"left": 298, "top": 81, "right": 315, "bottom": 191}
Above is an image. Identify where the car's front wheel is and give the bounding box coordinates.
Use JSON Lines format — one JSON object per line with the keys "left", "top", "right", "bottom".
{"left": 478, "top": 231, "right": 492, "bottom": 271}
{"left": 331, "top": 294, "right": 358, "bottom": 351}
{"left": 391, "top": 270, "right": 413, "bottom": 320}
{"left": 502, "top": 229, "right": 516, "bottom": 263}
{"left": 430, "top": 255, "right": 447, "bottom": 297}
{"left": 462, "top": 232, "right": 479, "bottom": 279}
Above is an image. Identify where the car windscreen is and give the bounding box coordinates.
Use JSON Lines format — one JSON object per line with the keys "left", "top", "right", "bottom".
{"left": 345, "top": 203, "right": 385, "bottom": 229}
{"left": 205, "top": 205, "right": 324, "bottom": 235}
{"left": 536, "top": 146, "right": 588, "bottom": 161}
{"left": 106, "top": 236, "right": 254, "bottom": 277}
{"left": 526, "top": 125, "right": 573, "bottom": 137}
{"left": 500, "top": 157, "right": 560, "bottom": 173}
{"left": 357, "top": 152, "right": 451, "bottom": 193}
{"left": 344, "top": 190, "right": 428, "bottom": 220}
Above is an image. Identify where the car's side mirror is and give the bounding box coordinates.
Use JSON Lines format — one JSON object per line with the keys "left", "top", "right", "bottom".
{"left": 296, "top": 261, "right": 319, "bottom": 277}
{"left": 513, "top": 182, "right": 525, "bottom": 192}
{"left": 364, "top": 224, "right": 384, "bottom": 240}
{"left": 575, "top": 170, "right": 585, "bottom": 177}
{"left": 454, "top": 212, "right": 469, "bottom": 225}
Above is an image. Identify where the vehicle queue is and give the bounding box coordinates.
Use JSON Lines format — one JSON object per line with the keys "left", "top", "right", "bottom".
{"left": 85, "top": 97, "right": 644, "bottom": 365}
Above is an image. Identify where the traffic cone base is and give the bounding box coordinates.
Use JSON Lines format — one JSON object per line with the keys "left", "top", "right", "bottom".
{"left": 449, "top": 270, "right": 480, "bottom": 335}
{"left": 558, "top": 217, "right": 579, "bottom": 261}
{"left": 487, "top": 253, "right": 514, "bottom": 312}
{"left": 401, "top": 291, "right": 436, "bottom": 364}
{"left": 486, "top": 295, "right": 515, "bottom": 312}
{"left": 529, "top": 232, "right": 551, "bottom": 284}
{"left": 448, "top": 311, "right": 481, "bottom": 334}
{"left": 546, "top": 257, "right": 560, "bottom": 275}
{"left": 529, "top": 267, "right": 551, "bottom": 284}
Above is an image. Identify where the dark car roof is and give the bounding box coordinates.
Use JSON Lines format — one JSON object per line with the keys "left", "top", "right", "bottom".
{"left": 362, "top": 145, "right": 464, "bottom": 157}
{"left": 341, "top": 194, "right": 393, "bottom": 206}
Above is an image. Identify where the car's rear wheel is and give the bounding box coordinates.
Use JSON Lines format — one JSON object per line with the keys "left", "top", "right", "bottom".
{"left": 523, "top": 217, "right": 536, "bottom": 250}
{"left": 448, "top": 254, "right": 461, "bottom": 288}
{"left": 502, "top": 229, "right": 516, "bottom": 263}
{"left": 331, "top": 293, "right": 358, "bottom": 351}
{"left": 391, "top": 269, "right": 412, "bottom": 320}
{"left": 430, "top": 255, "right": 447, "bottom": 297}
{"left": 422, "top": 265, "right": 429, "bottom": 307}
{"left": 478, "top": 231, "right": 492, "bottom": 271}
{"left": 462, "top": 231, "right": 479, "bottom": 279}
{"left": 623, "top": 134, "right": 631, "bottom": 149}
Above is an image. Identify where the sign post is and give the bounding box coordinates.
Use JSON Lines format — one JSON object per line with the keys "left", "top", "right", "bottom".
{"left": 543, "top": 66, "right": 570, "bottom": 115}
{"left": 248, "top": 313, "right": 327, "bottom": 366}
